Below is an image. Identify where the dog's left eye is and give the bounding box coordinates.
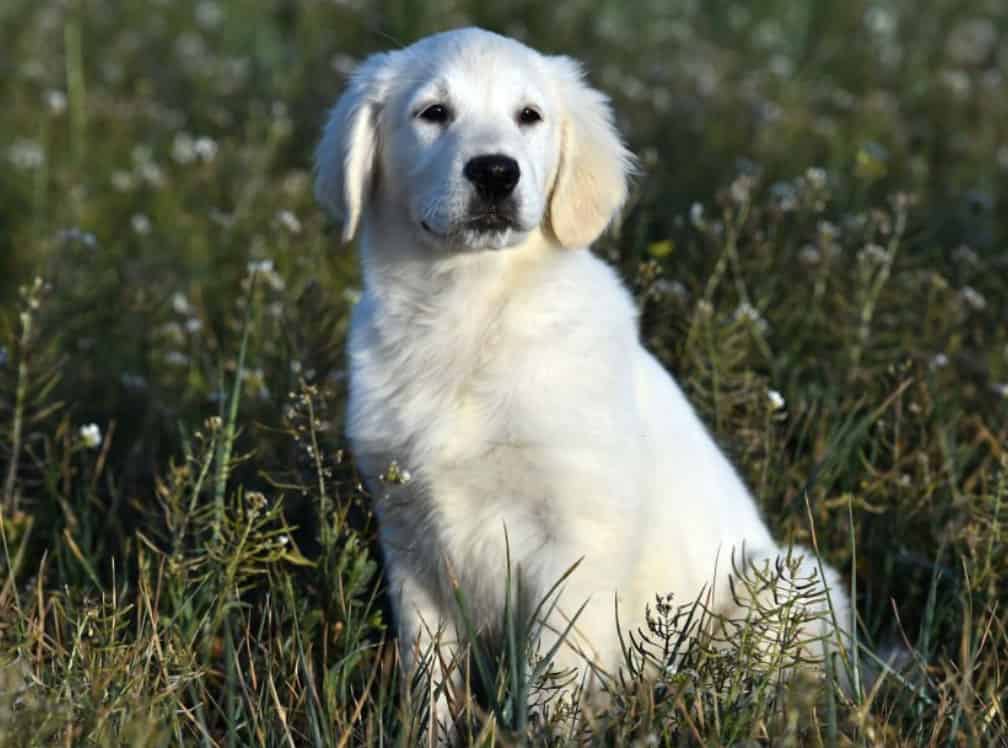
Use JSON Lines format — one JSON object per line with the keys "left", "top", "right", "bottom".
{"left": 417, "top": 104, "right": 451, "bottom": 124}
{"left": 517, "top": 107, "right": 542, "bottom": 126}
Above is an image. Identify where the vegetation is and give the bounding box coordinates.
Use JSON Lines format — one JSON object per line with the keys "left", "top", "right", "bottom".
{"left": 1, "top": 0, "right": 1006, "bottom": 744}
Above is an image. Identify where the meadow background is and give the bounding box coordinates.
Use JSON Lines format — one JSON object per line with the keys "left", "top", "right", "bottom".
{"left": 1, "top": 0, "right": 1006, "bottom": 745}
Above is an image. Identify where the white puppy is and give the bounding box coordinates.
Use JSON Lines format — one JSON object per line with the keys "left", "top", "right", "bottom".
{"left": 315, "top": 27, "right": 850, "bottom": 732}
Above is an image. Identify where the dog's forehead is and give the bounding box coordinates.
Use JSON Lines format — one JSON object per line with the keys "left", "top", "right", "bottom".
{"left": 401, "top": 28, "right": 550, "bottom": 100}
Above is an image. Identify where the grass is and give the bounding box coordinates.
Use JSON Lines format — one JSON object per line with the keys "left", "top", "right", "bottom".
{"left": 1, "top": 0, "right": 1006, "bottom": 744}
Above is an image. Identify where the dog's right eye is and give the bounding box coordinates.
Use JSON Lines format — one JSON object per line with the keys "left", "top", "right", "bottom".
{"left": 417, "top": 104, "right": 451, "bottom": 124}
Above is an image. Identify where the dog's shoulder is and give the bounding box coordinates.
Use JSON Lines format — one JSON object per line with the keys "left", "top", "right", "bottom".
{"left": 526, "top": 249, "right": 639, "bottom": 342}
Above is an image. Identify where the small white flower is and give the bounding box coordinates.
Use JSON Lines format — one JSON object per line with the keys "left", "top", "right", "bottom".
{"left": 736, "top": 301, "right": 759, "bottom": 322}
{"left": 80, "top": 423, "right": 102, "bottom": 449}
{"left": 864, "top": 6, "right": 896, "bottom": 35}
{"left": 111, "top": 170, "right": 135, "bottom": 191}
{"left": 735, "top": 302, "right": 769, "bottom": 333}
{"left": 769, "top": 54, "right": 793, "bottom": 78}
{"left": 930, "top": 353, "right": 949, "bottom": 370}
{"left": 172, "top": 292, "right": 192, "bottom": 315}
{"left": 57, "top": 228, "right": 97, "bottom": 248}
{"left": 798, "top": 244, "right": 821, "bottom": 265}
{"left": 946, "top": 18, "right": 997, "bottom": 66}
{"left": 174, "top": 32, "right": 207, "bottom": 62}
{"left": 767, "top": 389, "right": 785, "bottom": 411}
{"left": 689, "top": 202, "right": 705, "bottom": 228}
{"left": 137, "top": 161, "right": 164, "bottom": 187}
{"left": 277, "top": 534, "right": 290, "bottom": 547}
{"left": 185, "top": 317, "right": 203, "bottom": 334}
{"left": 960, "top": 286, "right": 987, "bottom": 311}
{"left": 859, "top": 243, "right": 889, "bottom": 264}
{"left": 247, "top": 259, "right": 274, "bottom": 276}
{"left": 130, "top": 213, "right": 152, "bottom": 235}
{"left": 45, "top": 89, "right": 67, "bottom": 115}
{"left": 165, "top": 351, "right": 189, "bottom": 367}
{"left": 817, "top": 220, "right": 838, "bottom": 242}
{"left": 805, "top": 166, "right": 828, "bottom": 190}
{"left": 939, "top": 69, "right": 971, "bottom": 99}
{"left": 275, "top": 209, "right": 302, "bottom": 234}
{"left": 195, "top": 0, "right": 223, "bottom": 29}
{"left": 729, "top": 174, "right": 755, "bottom": 205}
{"left": 992, "top": 383, "right": 1008, "bottom": 398}
{"left": 193, "top": 136, "right": 218, "bottom": 163}
{"left": 769, "top": 181, "right": 797, "bottom": 212}
{"left": 172, "top": 133, "right": 196, "bottom": 164}
{"left": 8, "top": 139, "right": 44, "bottom": 170}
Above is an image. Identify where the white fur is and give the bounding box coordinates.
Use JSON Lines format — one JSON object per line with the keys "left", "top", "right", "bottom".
{"left": 315, "top": 27, "right": 851, "bottom": 733}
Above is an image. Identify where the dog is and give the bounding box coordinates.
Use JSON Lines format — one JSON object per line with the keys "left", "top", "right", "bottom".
{"left": 314, "top": 27, "right": 851, "bottom": 735}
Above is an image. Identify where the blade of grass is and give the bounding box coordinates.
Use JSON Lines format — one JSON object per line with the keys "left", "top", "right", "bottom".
{"left": 212, "top": 270, "right": 259, "bottom": 539}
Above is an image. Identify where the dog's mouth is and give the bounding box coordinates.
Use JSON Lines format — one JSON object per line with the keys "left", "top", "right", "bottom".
{"left": 464, "top": 211, "right": 517, "bottom": 233}
{"left": 421, "top": 211, "right": 520, "bottom": 239}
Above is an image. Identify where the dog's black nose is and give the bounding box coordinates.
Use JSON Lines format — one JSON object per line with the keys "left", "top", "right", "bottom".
{"left": 464, "top": 155, "right": 520, "bottom": 202}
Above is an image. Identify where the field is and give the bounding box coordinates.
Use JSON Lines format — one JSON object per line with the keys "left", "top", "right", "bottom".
{"left": 1, "top": 0, "right": 1006, "bottom": 745}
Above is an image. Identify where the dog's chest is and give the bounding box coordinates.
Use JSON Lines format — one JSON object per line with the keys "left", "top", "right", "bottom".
{"left": 348, "top": 255, "right": 639, "bottom": 476}
{"left": 352, "top": 261, "right": 530, "bottom": 437}
{"left": 349, "top": 294, "right": 579, "bottom": 570}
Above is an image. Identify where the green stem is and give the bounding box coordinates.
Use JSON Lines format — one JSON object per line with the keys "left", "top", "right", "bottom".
{"left": 212, "top": 273, "right": 258, "bottom": 538}
{"left": 3, "top": 312, "right": 31, "bottom": 512}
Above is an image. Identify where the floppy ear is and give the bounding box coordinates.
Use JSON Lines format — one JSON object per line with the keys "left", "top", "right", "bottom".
{"left": 547, "top": 56, "right": 636, "bottom": 249}
{"left": 314, "top": 53, "right": 394, "bottom": 243}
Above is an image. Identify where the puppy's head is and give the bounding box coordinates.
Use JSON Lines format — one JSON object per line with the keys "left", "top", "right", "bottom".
{"left": 315, "top": 28, "right": 634, "bottom": 252}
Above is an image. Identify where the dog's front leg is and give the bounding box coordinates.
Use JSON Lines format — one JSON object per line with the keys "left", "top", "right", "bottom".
{"left": 526, "top": 564, "right": 627, "bottom": 729}
{"left": 388, "top": 563, "right": 465, "bottom": 742}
